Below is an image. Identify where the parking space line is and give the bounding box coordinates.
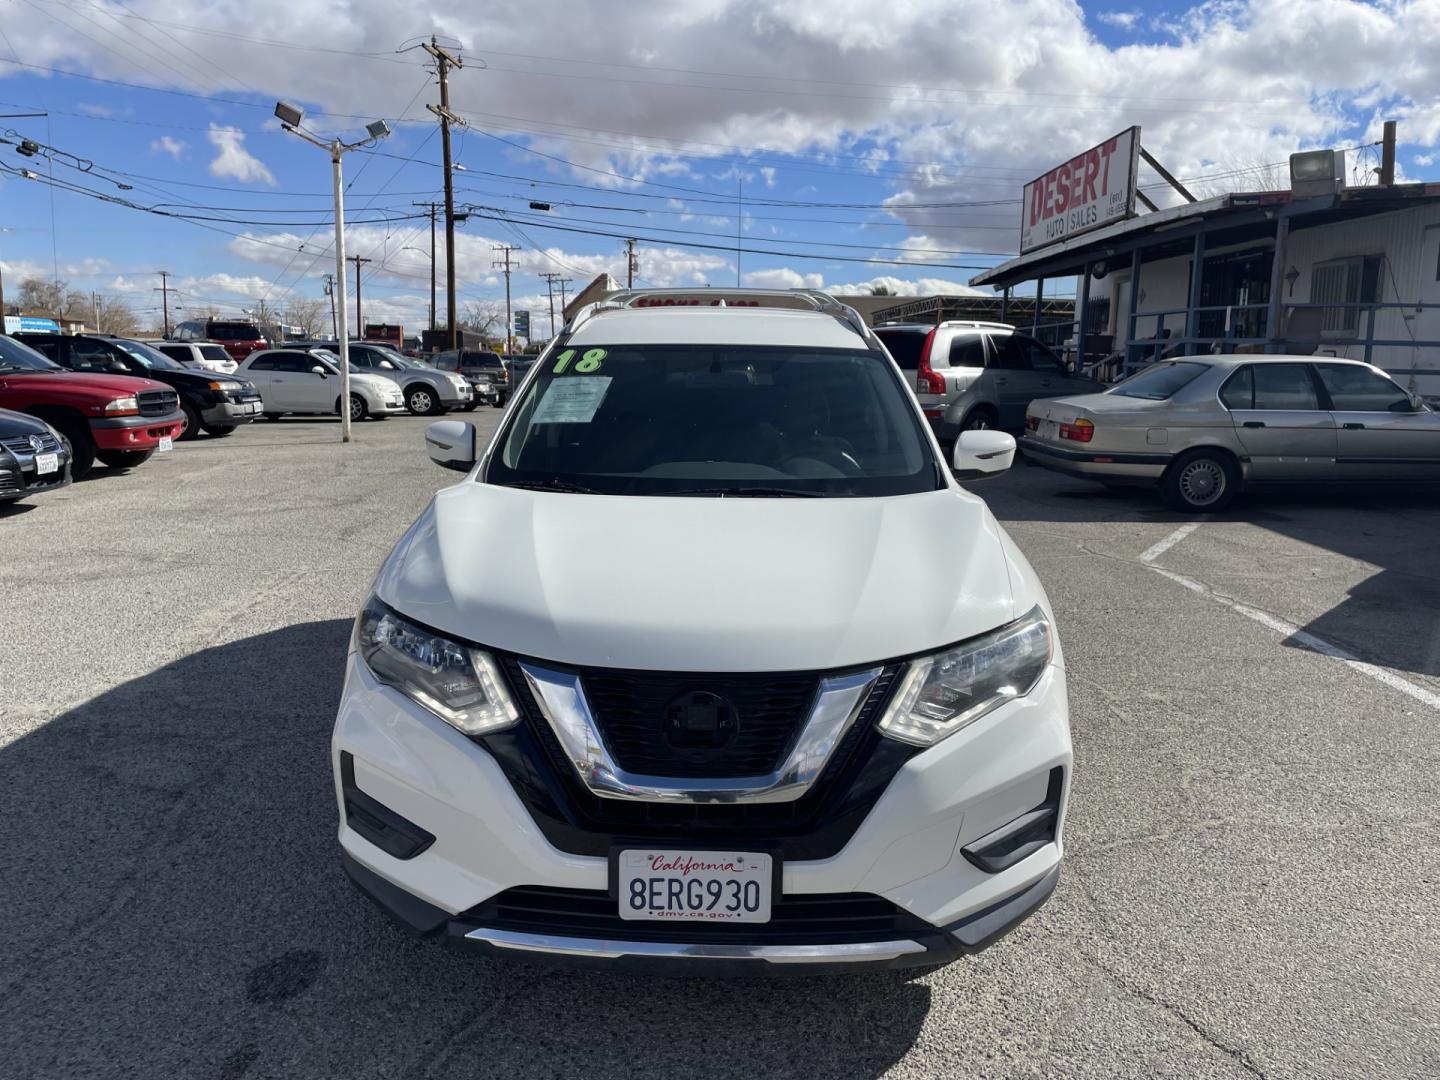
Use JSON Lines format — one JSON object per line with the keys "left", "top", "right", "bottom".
{"left": 1139, "top": 523, "right": 1201, "bottom": 564}
{"left": 1150, "top": 566, "right": 1440, "bottom": 712}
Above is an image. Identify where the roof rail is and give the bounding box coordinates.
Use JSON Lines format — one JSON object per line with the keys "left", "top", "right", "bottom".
{"left": 563, "top": 287, "right": 881, "bottom": 349}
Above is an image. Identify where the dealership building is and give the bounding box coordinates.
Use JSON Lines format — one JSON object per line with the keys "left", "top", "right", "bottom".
{"left": 970, "top": 125, "right": 1440, "bottom": 397}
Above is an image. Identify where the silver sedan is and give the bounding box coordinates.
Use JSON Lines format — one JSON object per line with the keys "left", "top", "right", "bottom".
{"left": 1020, "top": 355, "right": 1439, "bottom": 511}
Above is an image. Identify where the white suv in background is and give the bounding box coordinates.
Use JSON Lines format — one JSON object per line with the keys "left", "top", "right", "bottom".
{"left": 237, "top": 348, "right": 405, "bottom": 422}
{"left": 333, "top": 289, "right": 1072, "bottom": 973}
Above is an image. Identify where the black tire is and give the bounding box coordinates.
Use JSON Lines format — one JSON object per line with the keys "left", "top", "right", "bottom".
{"left": 338, "top": 394, "right": 367, "bottom": 422}
{"left": 405, "top": 385, "right": 441, "bottom": 415}
{"left": 203, "top": 425, "right": 237, "bottom": 437}
{"left": 97, "top": 448, "right": 155, "bottom": 470}
{"left": 460, "top": 402, "right": 478, "bottom": 413}
{"left": 178, "top": 400, "right": 203, "bottom": 441}
{"left": 262, "top": 412, "right": 283, "bottom": 421}
{"left": 1161, "top": 448, "right": 1240, "bottom": 513}
{"left": 490, "top": 399, "right": 505, "bottom": 409}
{"left": 55, "top": 419, "right": 96, "bottom": 481}
{"left": 961, "top": 407, "right": 998, "bottom": 432}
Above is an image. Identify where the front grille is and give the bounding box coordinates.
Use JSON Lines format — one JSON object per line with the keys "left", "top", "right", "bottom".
{"left": 0, "top": 470, "right": 19, "bottom": 494}
{"left": 138, "top": 389, "right": 179, "bottom": 417}
{"left": 0, "top": 432, "right": 60, "bottom": 455}
{"left": 485, "top": 660, "right": 914, "bottom": 860}
{"left": 583, "top": 669, "right": 819, "bottom": 778}
{"left": 465, "top": 885, "right": 934, "bottom": 944}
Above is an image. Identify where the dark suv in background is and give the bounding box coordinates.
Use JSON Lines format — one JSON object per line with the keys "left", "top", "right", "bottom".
{"left": 172, "top": 319, "right": 269, "bottom": 363}
{"left": 16, "top": 333, "right": 263, "bottom": 439}
{"left": 428, "top": 348, "right": 509, "bottom": 407}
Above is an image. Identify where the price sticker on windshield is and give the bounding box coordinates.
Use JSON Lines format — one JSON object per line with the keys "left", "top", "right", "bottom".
{"left": 532, "top": 376, "right": 613, "bottom": 424}
{"left": 553, "top": 348, "right": 606, "bottom": 374}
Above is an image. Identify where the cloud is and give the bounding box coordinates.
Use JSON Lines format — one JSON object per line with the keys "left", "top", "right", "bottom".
{"left": 742, "top": 268, "right": 824, "bottom": 290}
{"left": 1098, "top": 10, "right": 1142, "bottom": 30}
{"left": 150, "top": 136, "right": 186, "bottom": 160}
{"left": 206, "top": 125, "right": 274, "bottom": 186}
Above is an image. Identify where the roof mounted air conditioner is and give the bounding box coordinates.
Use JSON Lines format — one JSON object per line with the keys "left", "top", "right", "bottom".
{"left": 1290, "top": 150, "right": 1345, "bottom": 198}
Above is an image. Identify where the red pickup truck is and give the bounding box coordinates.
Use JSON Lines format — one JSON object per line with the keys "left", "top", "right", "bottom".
{"left": 0, "top": 334, "right": 183, "bottom": 480}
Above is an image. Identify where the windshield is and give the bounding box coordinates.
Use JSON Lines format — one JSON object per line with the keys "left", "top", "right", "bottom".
{"left": 208, "top": 323, "right": 262, "bottom": 342}
{"left": 110, "top": 339, "right": 185, "bottom": 370}
{"left": 1108, "top": 361, "right": 1209, "bottom": 400}
{"left": 0, "top": 335, "right": 62, "bottom": 372}
{"left": 487, "top": 343, "right": 939, "bottom": 498}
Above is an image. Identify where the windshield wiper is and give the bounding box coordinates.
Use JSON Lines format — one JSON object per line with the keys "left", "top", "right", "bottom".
{"left": 658, "top": 486, "right": 823, "bottom": 498}
{"left": 504, "top": 478, "right": 605, "bottom": 495}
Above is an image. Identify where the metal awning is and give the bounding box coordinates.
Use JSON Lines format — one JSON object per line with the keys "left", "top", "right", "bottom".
{"left": 970, "top": 183, "right": 1440, "bottom": 290}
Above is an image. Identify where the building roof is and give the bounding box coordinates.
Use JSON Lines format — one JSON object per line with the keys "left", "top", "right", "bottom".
{"left": 970, "top": 182, "right": 1440, "bottom": 290}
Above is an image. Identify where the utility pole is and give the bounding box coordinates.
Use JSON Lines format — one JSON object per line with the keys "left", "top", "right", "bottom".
{"left": 736, "top": 177, "right": 742, "bottom": 287}
{"left": 413, "top": 201, "right": 439, "bottom": 331}
{"left": 155, "top": 270, "right": 172, "bottom": 336}
{"left": 493, "top": 244, "right": 520, "bottom": 352}
{"left": 625, "top": 238, "right": 638, "bottom": 288}
{"left": 541, "top": 272, "right": 561, "bottom": 340}
{"left": 556, "top": 276, "right": 572, "bottom": 320}
{"left": 324, "top": 273, "right": 337, "bottom": 338}
{"left": 350, "top": 255, "right": 371, "bottom": 337}
{"left": 423, "top": 37, "right": 464, "bottom": 349}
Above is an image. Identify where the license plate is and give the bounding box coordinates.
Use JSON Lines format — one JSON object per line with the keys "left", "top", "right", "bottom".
{"left": 247, "top": 402, "right": 262, "bottom": 413}
{"left": 158, "top": 436, "right": 174, "bottom": 452}
{"left": 617, "top": 849, "right": 773, "bottom": 923}
{"left": 35, "top": 452, "right": 58, "bottom": 475}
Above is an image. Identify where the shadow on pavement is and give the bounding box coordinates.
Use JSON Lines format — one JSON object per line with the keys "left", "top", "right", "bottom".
{"left": 0, "top": 620, "right": 929, "bottom": 1080}
{"left": 989, "top": 466, "right": 1440, "bottom": 678}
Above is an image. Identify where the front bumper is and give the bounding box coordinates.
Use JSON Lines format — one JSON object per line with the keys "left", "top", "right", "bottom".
{"left": 1019, "top": 436, "right": 1170, "bottom": 482}
{"left": 333, "top": 651, "right": 1071, "bottom": 972}
{"left": 368, "top": 393, "right": 407, "bottom": 415}
{"left": 201, "top": 399, "right": 263, "bottom": 426}
{"left": 89, "top": 411, "right": 184, "bottom": 449}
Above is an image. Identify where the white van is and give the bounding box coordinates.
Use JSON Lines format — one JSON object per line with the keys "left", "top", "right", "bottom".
{"left": 332, "top": 289, "right": 1072, "bottom": 972}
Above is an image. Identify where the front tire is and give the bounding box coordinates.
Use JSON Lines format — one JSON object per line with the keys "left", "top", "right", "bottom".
{"left": 179, "top": 400, "right": 203, "bottom": 441}
{"left": 55, "top": 420, "right": 96, "bottom": 481}
{"left": 405, "top": 385, "right": 441, "bottom": 415}
{"left": 97, "top": 449, "right": 155, "bottom": 470}
{"left": 1161, "top": 449, "right": 1239, "bottom": 513}
{"left": 339, "top": 394, "right": 367, "bottom": 422}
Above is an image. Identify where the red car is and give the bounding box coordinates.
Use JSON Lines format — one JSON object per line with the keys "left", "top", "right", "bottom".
{"left": 0, "top": 335, "right": 183, "bottom": 480}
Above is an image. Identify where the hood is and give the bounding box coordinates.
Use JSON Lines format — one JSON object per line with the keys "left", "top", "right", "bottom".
{"left": 0, "top": 369, "right": 171, "bottom": 396}
{"left": 351, "top": 371, "right": 399, "bottom": 391}
{"left": 0, "top": 407, "right": 53, "bottom": 435}
{"left": 375, "top": 485, "right": 1018, "bottom": 673}
{"left": 144, "top": 366, "right": 221, "bottom": 389}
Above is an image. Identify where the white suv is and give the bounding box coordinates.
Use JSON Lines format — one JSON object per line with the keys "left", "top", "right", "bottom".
{"left": 333, "top": 289, "right": 1071, "bottom": 972}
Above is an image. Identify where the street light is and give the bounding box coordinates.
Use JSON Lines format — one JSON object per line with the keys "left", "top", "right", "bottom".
{"left": 275, "top": 100, "right": 391, "bottom": 443}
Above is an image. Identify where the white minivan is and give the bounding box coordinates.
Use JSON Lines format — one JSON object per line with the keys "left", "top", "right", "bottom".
{"left": 333, "top": 290, "right": 1072, "bottom": 972}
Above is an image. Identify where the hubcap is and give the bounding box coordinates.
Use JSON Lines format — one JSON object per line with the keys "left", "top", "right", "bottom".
{"left": 349, "top": 396, "right": 362, "bottom": 421}
{"left": 412, "top": 391, "right": 432, "bottom": 412}
{"left": 1178, "top": 460, "right": 1225, "bottom": 506}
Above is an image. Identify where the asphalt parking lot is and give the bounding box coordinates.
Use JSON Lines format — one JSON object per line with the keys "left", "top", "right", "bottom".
{"left": 2, "top": 414, "right": 1437, "bottom": 1080}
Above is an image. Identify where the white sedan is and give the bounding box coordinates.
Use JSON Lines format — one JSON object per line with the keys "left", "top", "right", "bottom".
{"left": 237, "top": 349, "right": 406, "bottom": 422}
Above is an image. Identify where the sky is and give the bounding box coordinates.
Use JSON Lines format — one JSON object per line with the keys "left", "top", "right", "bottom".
{"left": 1, "top": 0, "right": 1438, "bottom": 339}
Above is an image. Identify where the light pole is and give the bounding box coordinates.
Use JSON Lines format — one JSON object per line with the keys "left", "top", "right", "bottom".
{"left": 275, "top": 101, "right": 390, "bottom": 443}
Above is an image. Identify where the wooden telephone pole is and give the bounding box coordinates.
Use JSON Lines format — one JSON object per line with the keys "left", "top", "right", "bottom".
{"left": 423, "top": 38, "right": 464, "bottom": 348}
{"left": 349, "top": 255, "right": 371, "bottom": 336}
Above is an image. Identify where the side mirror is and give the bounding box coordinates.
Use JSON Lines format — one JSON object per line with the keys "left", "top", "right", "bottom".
{"left": 1410, "top": 392, "right": 1426, "bottom": 412}
{"left": 311, "top": 365, "right": 327, "bottom": 376}
{"left": 1064, "top": 359, "right": 1077, "bottom": 375}
{"left": 425, "top": 420, "right": 477, "bottom": 472}
{"left": 952, "top": 430, "right": 1016, "bottom": 481}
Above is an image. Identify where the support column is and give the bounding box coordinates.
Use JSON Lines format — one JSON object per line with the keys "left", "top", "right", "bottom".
{"left": 1265, "top": 216, "right": 1290, "bottom": 354}
{"left": 1125, "top": 247, "right": 1142, "bottom": 371}
{"left": 1032, "top": 277, "right": 1044, "bottom": 335}
{"left": 1184, "top": 232, "right": 1206, "bottom": 355}
{"left": 1075, "top": 262, "right": 1092, "bottom": 371}
{"left": 1000, "top": 286, "right": 1010, "bottom": 323}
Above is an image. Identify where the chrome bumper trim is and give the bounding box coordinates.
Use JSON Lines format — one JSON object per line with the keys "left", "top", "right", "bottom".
{"left": 465, "top": 927, "right": 927, "bottom": 964}
{"left": 519, "top": 662, "right": 883, "bottom": 805}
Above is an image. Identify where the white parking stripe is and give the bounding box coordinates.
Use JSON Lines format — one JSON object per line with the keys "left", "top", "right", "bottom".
{"left": 1139, "top": 522, "right": 1202, "bottom": 564}
{"left": 1150, "top": 566, "right": 1440, "bottom": 712}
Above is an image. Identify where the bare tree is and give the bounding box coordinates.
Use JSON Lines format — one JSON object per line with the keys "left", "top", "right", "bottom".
{"left": 1192, "top": 157, "right": 1289, "bottom": 199}
{"left": 461, "top": 300, "right": 506, "bottom": 343}
{"left": 92, "top": 295, "right": 139, "bottom": 336}
{"left": 283, "top": 297, "right": 327, "bottom": 338}
{"left": 16, "top": 277, "right": 69, "bottom": 315}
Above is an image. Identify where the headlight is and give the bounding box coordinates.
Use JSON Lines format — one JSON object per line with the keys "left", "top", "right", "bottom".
{"left": 103, "top": 396, "right": 138, "bottom": 415}
{"left": 208, "top": 380, "right": 241, "bottom": 391}
{"left": 877, "top": 607, "right": 1052, "bottom": 747}
{"left": 354, "top": 598, "right": 519, "bottom": 736}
